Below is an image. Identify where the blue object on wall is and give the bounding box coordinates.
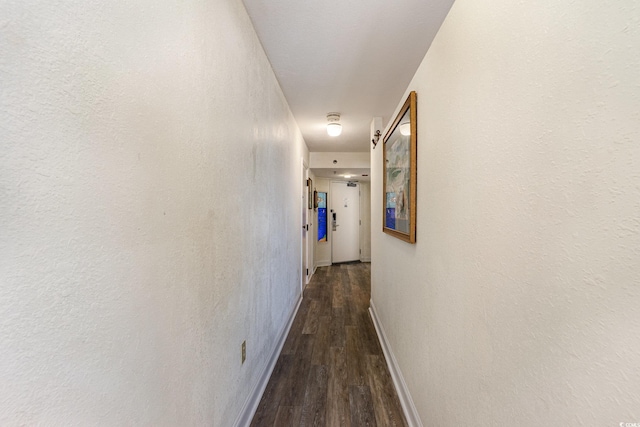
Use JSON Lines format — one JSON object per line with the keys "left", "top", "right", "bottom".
{"left": 385, "top": 192, "right": 396, "bottom": 229}
{"left": 317, "top": 192, "right": 327, "bottom": 242}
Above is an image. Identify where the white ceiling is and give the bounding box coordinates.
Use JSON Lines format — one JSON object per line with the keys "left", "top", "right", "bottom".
{"left": 313, "top": 168, "right": 371, "bottom": 182}
{"left": 242, "top": 0, "right": 455, "bottom": 153}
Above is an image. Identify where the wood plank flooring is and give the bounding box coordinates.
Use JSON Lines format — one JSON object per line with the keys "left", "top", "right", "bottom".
{"left": 250, "top": 262, "right": 407, "bottom": 427}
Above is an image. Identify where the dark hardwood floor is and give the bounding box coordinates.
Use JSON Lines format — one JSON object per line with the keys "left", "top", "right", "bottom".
{"left": 250, "top": 262, "right": 407, "bottom": 427}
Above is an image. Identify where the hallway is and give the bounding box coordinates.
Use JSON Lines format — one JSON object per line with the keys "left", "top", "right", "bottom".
{"left": 250, "top": 263, "right": 406, "bottom": 426}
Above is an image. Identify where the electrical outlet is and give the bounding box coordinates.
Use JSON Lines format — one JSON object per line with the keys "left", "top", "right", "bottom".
{"left": 241, "top": 341, "right": 246, "bottom": 364}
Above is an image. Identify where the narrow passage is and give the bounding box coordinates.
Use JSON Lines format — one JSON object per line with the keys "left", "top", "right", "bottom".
{"left": 251, "top": 262, "right": 407, "bottom": 426}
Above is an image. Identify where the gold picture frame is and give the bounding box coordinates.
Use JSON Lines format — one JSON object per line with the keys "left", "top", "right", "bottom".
{"left": 382, "top": 91, "right": 417, "bottom": 243}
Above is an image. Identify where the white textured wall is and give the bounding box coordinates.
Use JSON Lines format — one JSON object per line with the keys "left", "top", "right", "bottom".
{"left": 0, "top": 0, "right": 306, "bottom": 425}
{"left": 359, "top": 182, "right": 371, "bottom": 262}
{"left": 371, "top": 1, "right": 640, "bottom": 426}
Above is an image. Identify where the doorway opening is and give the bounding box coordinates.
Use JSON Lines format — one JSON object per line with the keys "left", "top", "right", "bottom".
{"left": 330, "top": 181, "right": 360, "bottom": 264}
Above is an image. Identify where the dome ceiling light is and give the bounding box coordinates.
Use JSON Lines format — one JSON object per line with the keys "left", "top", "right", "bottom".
{"left": 326, "top": 113, "right": 342, "bottom": 137}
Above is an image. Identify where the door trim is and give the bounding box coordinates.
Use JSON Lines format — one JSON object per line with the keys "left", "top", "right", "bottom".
{"left": 330, "top": 180, "right": 361, "bottom": 264}
{"left": 301, "top": 159, "right": 308, "bottom": 293}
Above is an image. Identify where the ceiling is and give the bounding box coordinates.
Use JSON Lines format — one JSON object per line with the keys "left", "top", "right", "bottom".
{"left": 242, "top": 0, "right": 455, "bottom": 153}
{"left": 313, "top": 168, "right": 371, "bottom": 182}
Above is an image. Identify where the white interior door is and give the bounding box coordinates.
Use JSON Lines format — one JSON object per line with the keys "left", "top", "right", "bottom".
{"left": 331, "top": 181, "right": 360, "bottom": 263}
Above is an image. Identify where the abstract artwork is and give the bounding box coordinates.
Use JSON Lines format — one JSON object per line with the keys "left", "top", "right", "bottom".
{"left": 317, "top": 192, "right": 327, "bottom": 242}
{"left": 383, "top": 91, "right": 417, "bottom": 243}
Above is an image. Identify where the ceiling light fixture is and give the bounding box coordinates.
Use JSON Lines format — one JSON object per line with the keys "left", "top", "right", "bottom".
{"left": 326, "top": 113, "right": 342, "bottom": 137}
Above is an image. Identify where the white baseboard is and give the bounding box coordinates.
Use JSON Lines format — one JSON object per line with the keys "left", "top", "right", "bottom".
{"left": 233, "top": 294, "right": 303, "bottom": 427}
{"left": 316, "top": 260, "right": 332, "bottom": 267}
{"left": 369, "top": 300, "right": 423, "bottom": 427}
{"left": 360, "top": 257, "right": 371, "bottom": 263}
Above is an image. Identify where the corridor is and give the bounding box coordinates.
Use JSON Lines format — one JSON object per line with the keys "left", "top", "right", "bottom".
{"left": 250, "top": 263, "right": 406, "bottom": 426}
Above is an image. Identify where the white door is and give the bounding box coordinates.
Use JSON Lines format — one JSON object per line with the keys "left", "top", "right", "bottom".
{"left": 331, "top": 181, "right": 360, "bottom": 263}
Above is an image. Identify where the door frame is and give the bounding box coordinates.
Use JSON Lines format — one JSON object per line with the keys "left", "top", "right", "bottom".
{"left": 330, "top": 180, "right": 361, "bottom": 264}
{"left": 301, "top": 159, "right": 308, "bottom": 292}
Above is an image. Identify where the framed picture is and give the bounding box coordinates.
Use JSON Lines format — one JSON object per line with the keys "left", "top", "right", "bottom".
{"left": 307, "top": 178, "right": 313, "bottom": 210}
{"left": 383, "top": 91, "right": 417, "bottom": 243}
{"left": 317, "top": 192, "right": 327, "bottom": 242}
